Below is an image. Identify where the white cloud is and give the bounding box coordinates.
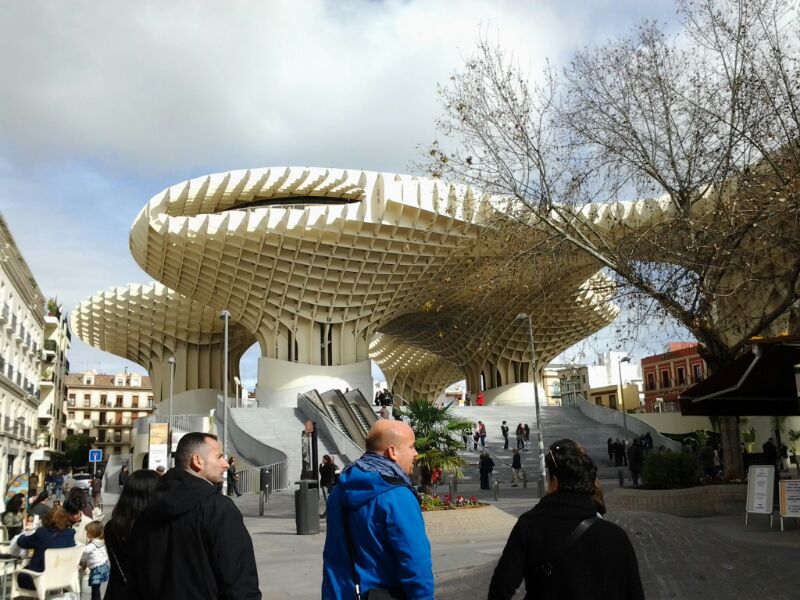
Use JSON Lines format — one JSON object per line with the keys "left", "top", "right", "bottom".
{"left": 0, "top": 0, "right": 680, "bottom": 377}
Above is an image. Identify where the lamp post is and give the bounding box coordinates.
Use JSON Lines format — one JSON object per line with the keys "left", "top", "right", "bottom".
{"left": 234, "top": 376, "right": 241, "bottom": 409}
{"left": 515, "top": 313, "right": 547, "bottom": 495}
{"left": 220, "top": 310, "right": 231, "bottom": 460}
{"left": 617, "top": 356, "right": 631, "bottom": 443}
{"left": 167, "top": 356, "right": 176, "bottom": 463}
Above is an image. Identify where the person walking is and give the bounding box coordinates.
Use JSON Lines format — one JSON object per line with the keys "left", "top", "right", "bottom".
{"left": 627, "top": 438, "right": 644, "bottom": 488}
{"left": 227, "top": 455, "right": 242, "bottom": 497}
{"left": 478, "top": 421, "right": 487, "bottom": 448}
{"left": 118, "top": 465, "right": 130, "bottom": 491}
{"left": 516, "top": 423, "right": 525, "bottom": 450}
{"left": 104, "top": 469, "right": 160, "bottom": 600}
{"left": 91, "top": 475, "right": 102, "bottom": 511}
{"left": 319, "top": 454, "right": 339, "bottom": 518}
{"left": 511, "top": 449, "right": 522, "bottom": 487}
{"left": 129, "top": 432, "right": 261, "bottom": 599}
{"left": 523, "top": 423, "right": 530, "bottom": 444}
{"left": 488, "top": 439, "right": 644, "bottom": 599}
{"left": 479, "top": 451, "right": 495, "bottom": 490}
{"left": 501, "top": 421, "right": 510, "bottom": 450}
{"left": 322, "top": 419, "right": 433, "bottom": 599}
{"left": 607, "top": 438, "right": 614, "bottom": 466}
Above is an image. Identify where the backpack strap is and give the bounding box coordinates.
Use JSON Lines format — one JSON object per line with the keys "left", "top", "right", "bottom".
{"left": 540, "top": 516, "right": 600, "bottom": 576}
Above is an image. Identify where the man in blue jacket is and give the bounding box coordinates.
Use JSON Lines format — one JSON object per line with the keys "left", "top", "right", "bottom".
{"left": 322, "top": 419, "right": 433, "bottom": 599}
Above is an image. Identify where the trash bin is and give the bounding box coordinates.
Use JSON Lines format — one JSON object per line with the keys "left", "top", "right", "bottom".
{"left": 294, "top": 479, "right": 320, "bottom": 534}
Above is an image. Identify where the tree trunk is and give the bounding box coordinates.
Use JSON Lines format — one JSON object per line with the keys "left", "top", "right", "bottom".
{"left": 720, "top": 416, "right": 744, "bottom": 480}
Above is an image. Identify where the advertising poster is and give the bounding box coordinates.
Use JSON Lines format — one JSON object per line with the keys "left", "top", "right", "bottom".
{"left": 746, "top": 465, "right": 774, "bottom": 514}
{"left": 149, "top": 422, "right": 169, "bottom": 472}
{"left": 779, "top": 480, "right": 800, "bottom": 518}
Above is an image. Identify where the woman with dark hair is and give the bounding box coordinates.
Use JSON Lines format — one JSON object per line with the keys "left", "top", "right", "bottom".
{"left": 103, "top": 469, "right": 160, "bottom": 599}
{"left": 67, "top": 487, "right": 93, "bottom": 518}
{"left": 15, "top": 506, "right": 76, "bottom": 590}
{"left": 488, "top": 439, "right": 644, "bottom": 600}
{"left": 28, "top": 491, "right": 52, "bottom": 520}
{"left": 2, "top": 493, "right": 25, "bottom": 538}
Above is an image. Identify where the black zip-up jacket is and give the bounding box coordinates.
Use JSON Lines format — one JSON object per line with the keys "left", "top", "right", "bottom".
{"left": 488, "top": 491, "right": 644, "bottom": 600}
{"left": 129, "top": 468, "right": 261, "bottom": 599}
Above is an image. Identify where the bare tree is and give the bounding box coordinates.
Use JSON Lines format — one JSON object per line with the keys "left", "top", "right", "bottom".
{"left": 424, "top": 0, "right": 800, "bottom": 478}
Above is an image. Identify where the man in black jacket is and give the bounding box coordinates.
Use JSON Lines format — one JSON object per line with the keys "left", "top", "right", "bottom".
{"left": 129, "top": 432, "right": 261, "bottom": 599}
{"left": 488, "top": 438, "right": 644, "bottom": 600}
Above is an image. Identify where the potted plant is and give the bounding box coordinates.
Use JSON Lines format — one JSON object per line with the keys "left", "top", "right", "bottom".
{"left": 742, "top": 427, "right": 756, "bottom": 453}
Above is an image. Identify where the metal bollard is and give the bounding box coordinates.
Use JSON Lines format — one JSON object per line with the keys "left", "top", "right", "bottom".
{"left": 492, "top": 479, "right": 499, "bottom": 500}
{"left": 618, "top": 469, "right": 625, "bottom": 488}
{"left": 521, "top": 470, "right": 527, "bottom": 489}
{"left": 258, "top": 484, "right": 270, "bottom": 516}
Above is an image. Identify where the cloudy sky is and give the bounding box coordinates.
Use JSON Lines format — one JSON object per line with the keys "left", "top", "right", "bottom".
{"left": 1, "top": 0, "right": 683, "bottom": 389}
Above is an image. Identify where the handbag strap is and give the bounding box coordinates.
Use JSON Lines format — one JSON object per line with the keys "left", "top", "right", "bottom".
{"left": 341, "top": 501, "right": 362, "bottom": 600}
{"left": 540, "top": 516, "right": 600, "bottom": 576}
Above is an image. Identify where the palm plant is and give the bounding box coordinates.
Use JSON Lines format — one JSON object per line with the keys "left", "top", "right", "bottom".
{"left": 402, "top": 398, "right": 472, "bottom": 493}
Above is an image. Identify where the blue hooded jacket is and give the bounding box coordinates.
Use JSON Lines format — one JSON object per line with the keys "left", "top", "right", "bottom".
{"left": 321, "top": 453, "right": 433, "bottom": 599}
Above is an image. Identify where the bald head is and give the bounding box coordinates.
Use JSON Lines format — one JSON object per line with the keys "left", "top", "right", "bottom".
{"left": 366, "top": 419, "right": 417, "bottom": 476}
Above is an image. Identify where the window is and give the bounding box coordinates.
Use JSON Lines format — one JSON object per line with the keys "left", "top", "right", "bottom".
{"left": 97, "top": 430, "right": 106, "bottom": 442}
{"left": 646, "top": 373, "right": 656, "bottom": 391}
{"left": 83, "top": 375, "right": 93, "bottom": 385}
{"left": 115, "top": 377, "right": 125, "bottom": 386}
{"left": 692, "top": 363, "right": 703, "bottom": 383}
{"left": 67, "top": 411, "right": 74, "bottom": 420}
{"left": 660, "top": 370, "right": 671, "bottom": 388}
{"left": 83, "top": 394, "right": 90, "bottom": 407}
{"left": 100, "top": 394, "right": 107, "bottom": 405}
{"left": 609, "top": 393, "right": 617, "bottom": 410}
{"left": 676, "top": 367, "right": 686, "bottom": 386}
{"left": 116, "top": 395, "right": 123, "bottom": 408}
{"left": 132, "top": 395, "right": 139, "bottom": 408}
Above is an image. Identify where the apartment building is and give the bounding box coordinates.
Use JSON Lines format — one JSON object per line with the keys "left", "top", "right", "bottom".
{"left": 34, "top": 305, "right": 71, "bottom": 466}
{"left": 65, "top": 371, "right": 154, "bottom": 456}
{"left": 558, "top": 365, "right": 590, "bottom": 407}
{"left": 642, "top": 342, "right": 708, "bottom": 412}
{"left": 0, "top": 214, "right": 45, "bottom": 492}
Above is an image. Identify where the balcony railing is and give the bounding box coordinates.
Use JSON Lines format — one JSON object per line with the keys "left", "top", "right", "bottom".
{"left": 0, "top": 303, "right": 8, "bottom": 323}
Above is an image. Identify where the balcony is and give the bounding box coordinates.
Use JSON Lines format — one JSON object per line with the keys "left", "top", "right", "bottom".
{"left": 43, "top": 340, "right": 57, "bottom": 361}
{"left": 5, "top": 313, "right": 15, "bottom": 333}
{"left": 0, "top": 303, "right": 7, "bottom": 324}
{"left": 21, "top": 332, "right": 30, "bottom": 352}
{"left": 40, "top": 369, "right": 55, "bottom": 388}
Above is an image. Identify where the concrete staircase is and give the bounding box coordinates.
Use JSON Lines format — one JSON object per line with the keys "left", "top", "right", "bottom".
{"left": 226, "top": 407, "right": 346, "bottom": 484}
{"left": 449, "top": 405, "right": 627, "bottom": 485}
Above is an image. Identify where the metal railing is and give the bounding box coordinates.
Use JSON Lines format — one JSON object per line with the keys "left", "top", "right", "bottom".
{"left": 135, "top": 414, "right": 209, "bottom": 435}
{"left": 236, "top": 460, "right": 288, "bottom": 494}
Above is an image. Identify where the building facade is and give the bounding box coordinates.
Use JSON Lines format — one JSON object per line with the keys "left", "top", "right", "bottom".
{"left": 642, "top": 342, "right": 707, "bottom": 412}
{"left": 0, "top": 214, "right": 45, "bottom": 492}
{"left": 65, "top": 371, "right": 154, "bottom": 457}
{"left": 558, "top": 366, "right": 590, "bottom": 406}
{"left": 34, "top": 307, "right": 71, "bottom": 468}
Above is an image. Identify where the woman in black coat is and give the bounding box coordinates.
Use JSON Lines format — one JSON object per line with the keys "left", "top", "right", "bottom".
{"left": 104, "top": 469, "right": 160, "bottom": 599}
{"left": 489, "top": 439, "right": 644, "bottom": 599}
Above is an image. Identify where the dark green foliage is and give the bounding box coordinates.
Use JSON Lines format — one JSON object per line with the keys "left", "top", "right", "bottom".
{"left": 641, "top": 451, "right": 700, "bottom": 489}
{"left": 62, "top": 433, "right": 95, "bottom": 469}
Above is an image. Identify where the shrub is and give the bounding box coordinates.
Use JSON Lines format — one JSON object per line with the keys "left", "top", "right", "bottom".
{"left": 641, "top": 451, "right": 700, "bottom": 489}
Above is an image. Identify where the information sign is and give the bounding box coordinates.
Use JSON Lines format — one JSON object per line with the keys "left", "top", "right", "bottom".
{"left": 88, "top": 449, "right": 103, "bottom": 463}
{"left": 149, "top": 422, "right": 169, "bottom": 471}
{"left": 779, "top": 479, "right": 800, "bottom": 531}
{"left": 745, "top": 465, "right": 775, "bottom": 526}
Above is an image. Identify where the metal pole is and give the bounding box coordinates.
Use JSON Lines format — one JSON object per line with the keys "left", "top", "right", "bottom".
{"left": 618, "top": 357, "right": 630, "bottom": 443}
{"left": 168, "top": 357, "right": 176, "bottom": 463}
{"left": 525, "top": 314, "right": 547, "bottom": 495}
{"left": 221, "top": 310, "right": 230, "bottom": 459}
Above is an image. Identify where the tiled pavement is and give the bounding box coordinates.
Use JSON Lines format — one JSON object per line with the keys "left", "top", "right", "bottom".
{"left": 235, "top": 476, "right": 799, "bottom": 599}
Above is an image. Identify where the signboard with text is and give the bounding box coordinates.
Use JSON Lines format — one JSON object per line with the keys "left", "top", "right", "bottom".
{"left": 779, "top": 479, "right": 800, "bottom": 518}
{"left": 149, "top": 422, "right": 169, "bottom": 471}
{"left": 746, "top": 465, "right": 775, "bottom": 515}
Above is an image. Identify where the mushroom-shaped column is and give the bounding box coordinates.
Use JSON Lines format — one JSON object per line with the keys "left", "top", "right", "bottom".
{"left": 71, "top": 283, "right": 256, "bottom": 414}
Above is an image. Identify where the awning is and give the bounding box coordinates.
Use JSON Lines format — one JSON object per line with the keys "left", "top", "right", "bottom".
{"left": 679, "top": 340, "right": 800, "bottom": 416}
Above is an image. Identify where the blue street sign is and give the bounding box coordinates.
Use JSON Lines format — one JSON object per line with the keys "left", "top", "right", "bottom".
{"left": 88, "top": 449, "right": 103, "bottom": 463}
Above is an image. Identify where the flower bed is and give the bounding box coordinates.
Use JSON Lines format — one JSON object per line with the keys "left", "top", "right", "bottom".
{"left": 420, "top": 493, "right": 486, "bottom": 511}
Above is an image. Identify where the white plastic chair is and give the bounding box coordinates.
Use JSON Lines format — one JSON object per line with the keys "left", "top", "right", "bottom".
{"left": 10, "top": 545, "right": 84, "bottom": 600}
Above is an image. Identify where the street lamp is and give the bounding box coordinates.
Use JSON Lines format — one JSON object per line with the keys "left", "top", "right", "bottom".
{"left": 617, "top": 356, "right": 631, "bottom": 443}
{"left": 515, "top": 313, "right": 547, "bottom": 495}
{"left": 220, "top": 310, "right": 231, "bottom": 461}
{"left": 167, "top": 356, "right": 176, "bottom": 461}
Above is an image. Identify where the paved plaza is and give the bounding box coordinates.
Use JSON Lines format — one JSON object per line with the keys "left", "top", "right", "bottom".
{"left": 234, "top": 477, "right": 800, "bottom": 599}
